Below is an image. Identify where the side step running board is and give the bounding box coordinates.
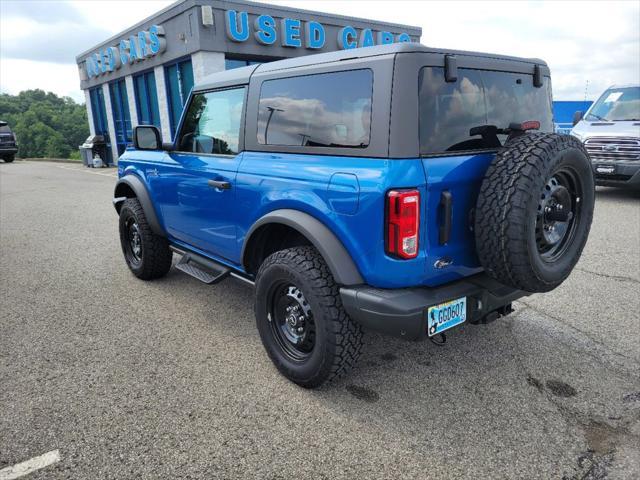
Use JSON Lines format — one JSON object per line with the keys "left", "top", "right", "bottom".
{"left": 173, "top": 250, "right": 230, "bottom": 285}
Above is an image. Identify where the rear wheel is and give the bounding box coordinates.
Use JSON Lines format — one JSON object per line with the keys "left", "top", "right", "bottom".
{"left": 475, "top": 133, "right": 595, "bottom": 292}
{"left": 118, "top": 198, "right": 172, "bottom": 280}
{"left": 255, "top": 247, "right": 363, "bottom": 388}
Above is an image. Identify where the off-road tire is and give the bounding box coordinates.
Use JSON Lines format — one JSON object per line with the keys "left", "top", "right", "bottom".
{"left": 3, "top": 155, "right": 15, "bottom": 163}
{"left": 475, "top": 133, "right": 594, "bottom": 293}
{"left": 255, "top": 246, "right": 363, "bottom": 388}
{"left": 118, "top": 198, "right": 172, "bottom": 280}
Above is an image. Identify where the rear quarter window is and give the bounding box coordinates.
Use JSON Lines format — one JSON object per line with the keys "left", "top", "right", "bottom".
{"left": 419, "top": 67, "right": 553, "bottom": 155}
{"left": 257, "top": 69, "right": 373, "bottom": 148}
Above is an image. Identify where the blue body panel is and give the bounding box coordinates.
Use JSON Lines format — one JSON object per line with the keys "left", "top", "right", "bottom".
{"left": 118, "top": 149, "right": 495, "bottom": 289}
{"left": 151, "top": 151, "right": 241, "bottom": 261}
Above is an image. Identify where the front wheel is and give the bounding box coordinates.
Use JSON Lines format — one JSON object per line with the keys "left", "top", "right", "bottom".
{"left": 2, "top": 154, "right": 15, "bottom": 163}
{"left": 255, "top": 247, "right": 363, "bottom": 388}
{"left": 118, "top": 198, "right": 173, "bottom": 280}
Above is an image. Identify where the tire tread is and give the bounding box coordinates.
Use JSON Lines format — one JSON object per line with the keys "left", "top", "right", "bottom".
{"left": 474, "top": 133, "right": 593, "bottom": 292}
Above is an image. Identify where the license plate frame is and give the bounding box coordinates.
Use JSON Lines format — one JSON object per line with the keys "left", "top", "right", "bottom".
{"left": 427, "top": 297, "right": 467, "bottom": 337}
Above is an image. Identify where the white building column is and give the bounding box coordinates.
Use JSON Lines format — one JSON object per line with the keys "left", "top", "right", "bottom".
{"left": 84, "top": 90, "right": 96, "bottom": 136}
{"left": 102, "top": 83, "right": 119, "bottom": 165}
{"left": 153, "top": 65, "right": 171, "bottom": 142}
{"left": 125, "top": 75, "right": 139, "bottom": 127}
{"left": 191, "top": 51, "right": 226, "bottom": 83}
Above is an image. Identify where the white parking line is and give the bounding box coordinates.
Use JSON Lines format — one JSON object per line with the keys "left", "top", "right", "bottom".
{"left": 0, "top": 450, "right": 61, "bottom": 480}
{"left": 54, "top": 164, "right": 117, "bottom": 178}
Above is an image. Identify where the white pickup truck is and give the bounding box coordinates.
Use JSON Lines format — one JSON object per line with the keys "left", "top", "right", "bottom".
{"left": 571, "top": 84, "right": 640, "bottom": 189}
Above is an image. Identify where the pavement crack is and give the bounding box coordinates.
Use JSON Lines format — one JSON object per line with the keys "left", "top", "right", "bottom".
{"left": 517, "top": 301, "right": 640, "bottom": 369}
{"left": 575, "top": 267, "right": 639, "bottom": 284}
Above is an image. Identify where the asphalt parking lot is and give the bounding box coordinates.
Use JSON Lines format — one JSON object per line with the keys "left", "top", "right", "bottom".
{"left": 1, "top": 161, "right": 639, "bottom": 479}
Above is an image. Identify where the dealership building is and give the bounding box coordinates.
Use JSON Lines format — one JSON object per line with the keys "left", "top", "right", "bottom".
{"left": 75, "top": 0, "right": 421, "bottom": 164}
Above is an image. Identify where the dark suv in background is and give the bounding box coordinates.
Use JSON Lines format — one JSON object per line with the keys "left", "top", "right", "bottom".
{"left": 0, "top": 121, "right": 18, "bottom": 163}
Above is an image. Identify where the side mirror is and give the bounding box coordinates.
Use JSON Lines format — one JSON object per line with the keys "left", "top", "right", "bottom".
{"left": 572, "top": 111, "right": 584, "bottom": 126}
{"left": 134, "top": 125, "right": 162, "bottom": 150}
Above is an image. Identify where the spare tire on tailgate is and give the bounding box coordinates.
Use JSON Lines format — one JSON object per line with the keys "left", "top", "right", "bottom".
{"left": 474, "top": 133, "right": 595, "bottom": 293}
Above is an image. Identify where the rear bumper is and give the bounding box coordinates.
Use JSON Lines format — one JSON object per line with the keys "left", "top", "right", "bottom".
{"left": 593, "top": 162, "right": 640, "bottom": 189}
{"left": 340, "top": 273, "right": 528, "bottom": 340}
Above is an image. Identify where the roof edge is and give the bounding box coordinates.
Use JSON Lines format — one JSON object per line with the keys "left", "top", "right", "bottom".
{"left": 75, "top": 0, "right": 421, "bottom": 62}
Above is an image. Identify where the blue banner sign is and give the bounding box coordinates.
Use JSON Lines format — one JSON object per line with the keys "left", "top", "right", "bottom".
{"left": 85, "top": 25, "right": 166, "bottom": 79}
{"left": 225, "top": 10, "right": 411, "bottom": 49}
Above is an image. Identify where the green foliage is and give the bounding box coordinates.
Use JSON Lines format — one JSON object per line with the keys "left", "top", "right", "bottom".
{"left": 0, "top": 89, "right": 89, "bottom": 159}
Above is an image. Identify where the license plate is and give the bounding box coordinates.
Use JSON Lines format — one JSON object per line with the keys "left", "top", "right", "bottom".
{"left": 596, "top": 165, "right": 616, "bottom": 174}
{"left": 427, "top": 297, "right": 467, "bottom": 337}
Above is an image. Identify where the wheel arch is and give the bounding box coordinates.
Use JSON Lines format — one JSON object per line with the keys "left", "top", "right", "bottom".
{"left": 113, "top": 175, "right": 165, "bottom": 237}
{"left": 242, "top": 209, "right": 364, "bottom": 286}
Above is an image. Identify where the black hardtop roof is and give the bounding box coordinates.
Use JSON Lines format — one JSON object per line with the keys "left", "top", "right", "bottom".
{"left": 194, "top": 42, "right": 547, "bottom": 92}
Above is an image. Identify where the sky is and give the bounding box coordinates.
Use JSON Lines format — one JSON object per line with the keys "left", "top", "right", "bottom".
{"left": 1, "top": 0, "right": 639, "bottom": 104}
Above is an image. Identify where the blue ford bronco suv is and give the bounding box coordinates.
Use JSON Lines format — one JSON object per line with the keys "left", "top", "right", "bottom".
{"left": 114, "top": 43, "right": 595, "bottom": 388}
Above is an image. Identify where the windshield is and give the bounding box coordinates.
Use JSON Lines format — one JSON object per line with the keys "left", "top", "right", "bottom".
{"left": 0, "top": 125, "right": 11, "bottom": 133}
{"left": 419, "top": 67, "right": 553, "bottom": 155}
{"left": 586, "top": 86, "right": 640, "bottom": 122}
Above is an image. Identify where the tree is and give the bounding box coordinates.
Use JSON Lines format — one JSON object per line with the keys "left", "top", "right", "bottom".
{"left": 0, "top": 89, "right": 89, "bottom": 159}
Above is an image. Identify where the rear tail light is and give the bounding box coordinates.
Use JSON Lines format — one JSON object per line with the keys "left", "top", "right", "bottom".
{"left": 386, "top": 189, "right": 420, "bottom": 259}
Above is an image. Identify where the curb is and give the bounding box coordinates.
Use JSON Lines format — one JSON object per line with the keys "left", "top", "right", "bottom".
{"left": 20, "top": 158, "right": 83, "bottom": 164}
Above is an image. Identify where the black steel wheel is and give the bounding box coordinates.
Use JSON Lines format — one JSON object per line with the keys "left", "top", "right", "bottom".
{"left": 267, "top": 283, "right": 316, "bottom": 361}
{"left": 118, "top": 198, "right": 173, "bottom": 280}
{"left": 535, "top": 169, "right": 583, "bottom": 262}
{"left": 475, "top": 133, "right": 595, "bottom": 293}
{"left": 123, "top": 217, "right": 143, "bottom": 267}
{"left": 255, "top": 246, "right": 363, "bottom": 388}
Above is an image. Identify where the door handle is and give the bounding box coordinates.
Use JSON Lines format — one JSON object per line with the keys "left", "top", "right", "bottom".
{"left": 438, "top": 190, "right": 453, "bottom": 245}
{"left": 208, "top": 179, "right": 231, "bottom": 190}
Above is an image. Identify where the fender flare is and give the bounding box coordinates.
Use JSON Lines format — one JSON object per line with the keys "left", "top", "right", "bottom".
{"left": 113, "top": 175, "right": 165, "bottom": 237}
{"left": 242, "top": 209, "right": 364, "bottom": 286}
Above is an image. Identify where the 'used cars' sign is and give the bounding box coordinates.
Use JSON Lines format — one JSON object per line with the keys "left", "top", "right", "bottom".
{"left": 85, "top": 25, "right": 166, "bottom": 79}
{"left": 224, "top": 10, "right": 411, "bottom": 49}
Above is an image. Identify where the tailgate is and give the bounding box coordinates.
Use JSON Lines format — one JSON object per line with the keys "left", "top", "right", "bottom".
{"left": 421, "top": 153, "right": 495, "bottom": 285}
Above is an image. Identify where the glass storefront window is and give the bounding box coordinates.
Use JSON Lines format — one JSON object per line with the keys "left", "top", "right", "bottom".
{"left": 133, "top": 70, "right": 161, "bottom": 128}
{"left": 165, "top": 59, "right": 194, "bottom": 138}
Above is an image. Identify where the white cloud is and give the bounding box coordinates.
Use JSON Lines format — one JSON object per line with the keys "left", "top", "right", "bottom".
{"left": 0, "top": 59, "right": 85, "bottom": 102}
{"left": 0, "top": 0, "right": 173, "bottom": 102}
{"left": 0, "top": 0, "right": 638, "bottom": 104}
{"left": 260, "top": 0, "right": 640, "bottom": 101}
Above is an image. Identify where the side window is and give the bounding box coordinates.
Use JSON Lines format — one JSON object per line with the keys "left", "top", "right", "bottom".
{"left": 178, "top": 87, "right": 245, "bottom": 155}
{"left": 257, "top": 69, "right": 373, "bottom": 148}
